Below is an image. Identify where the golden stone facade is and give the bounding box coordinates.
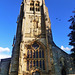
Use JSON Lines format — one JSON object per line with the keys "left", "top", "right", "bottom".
{"left": 0, "top": 0, "right": 75, "bottom": 75}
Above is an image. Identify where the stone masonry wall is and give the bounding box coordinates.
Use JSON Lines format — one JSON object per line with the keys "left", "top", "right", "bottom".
{"left": 0, "top": 58, "right": 11, "bottom": 75}
{"left": 52, "top": 44, "right": 75, "bottom": 75}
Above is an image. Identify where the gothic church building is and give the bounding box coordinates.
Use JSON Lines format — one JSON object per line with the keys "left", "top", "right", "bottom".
{"left": 0, "top": 0, "right": 75, "bottom": 75}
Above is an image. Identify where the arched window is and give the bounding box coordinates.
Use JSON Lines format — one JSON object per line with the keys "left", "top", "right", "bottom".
{"left": 26, "top": 42, "right": 45, "bottom": 71}
{"left": 35, "top": 1, "right": 40, "bottom": 6}
{"left": 30, "top": 1, "right": 34, "bottom": 11}
{"left": 35, "top": 1, "right": 40, "bottom": 11}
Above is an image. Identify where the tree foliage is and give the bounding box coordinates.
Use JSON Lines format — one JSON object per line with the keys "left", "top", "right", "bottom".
{"left": 68, "top": 15, "right": 75, "bottom": 64}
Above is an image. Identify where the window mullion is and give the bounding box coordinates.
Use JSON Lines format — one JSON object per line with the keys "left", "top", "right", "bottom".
{"left": 41, "top": 60, "right": 43, "bottom": 69}
{"left": 38, "top": 60, "right": 40, "bottom": 68}
{"left": 38, "top": 50, "right": 39, "bottom": 58}
{"left": 41, "top": 50, "right": 42, "bottom": 58}
{"left": 29, "top": 60, "right": 30, "bottom": 70}
{"left": 32, "top": 60, "right": 33, "bottom": 67}
{"left": 35, "top": 60, "right": 37, "bottom": 67}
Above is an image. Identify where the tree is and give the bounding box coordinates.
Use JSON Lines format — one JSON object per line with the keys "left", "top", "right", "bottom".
{"left": 68, "top": 12, "right": 75, "bottom": 65}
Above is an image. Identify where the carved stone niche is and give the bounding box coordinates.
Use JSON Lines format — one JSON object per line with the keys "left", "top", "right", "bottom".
{"left": 59, "top": 57, "right": 66, "bottom": 67}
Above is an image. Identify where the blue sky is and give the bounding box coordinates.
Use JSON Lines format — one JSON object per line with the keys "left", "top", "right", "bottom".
{"left": 0, "top": 0, "right": 75, "bottom": 59}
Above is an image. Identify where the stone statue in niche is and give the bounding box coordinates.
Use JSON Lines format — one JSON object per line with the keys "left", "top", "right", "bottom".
{"left": 60, "top": 57, "right": 65, "bottom": 66}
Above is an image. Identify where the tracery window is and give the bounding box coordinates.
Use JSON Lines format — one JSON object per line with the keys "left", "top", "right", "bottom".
{"left": 26, "top": 42, "right": 45, "bottom": 71}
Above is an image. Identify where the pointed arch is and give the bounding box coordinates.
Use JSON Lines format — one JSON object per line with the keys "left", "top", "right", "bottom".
{"left": 30, "top": 40, "right": 46, "bottom": 50}
{"left": 26, "top": 40, "right": 46, "bottom": 71}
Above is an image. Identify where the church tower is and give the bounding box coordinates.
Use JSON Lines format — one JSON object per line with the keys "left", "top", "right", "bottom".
{"left": 9, "top": 0, "right": 55, "bottom": 75}
{"left": 0, "top": 0, "right": 75, "bottom": 75}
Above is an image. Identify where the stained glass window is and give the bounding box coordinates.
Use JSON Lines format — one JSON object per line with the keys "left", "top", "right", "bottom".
{"left": 26, "top": 42, "right": 45, "bottom": 71}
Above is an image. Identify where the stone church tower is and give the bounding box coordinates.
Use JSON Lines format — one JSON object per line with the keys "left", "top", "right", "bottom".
{"left": 10, "top": 0, "right": 55, "bottom": 75}
{"left": 0, "top": 0, "right": 75, "bottom": 75}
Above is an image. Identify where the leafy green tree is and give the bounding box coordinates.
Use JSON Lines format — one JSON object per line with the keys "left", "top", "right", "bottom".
{"left": 68, "top": 13, "right": 75, "bottom": 64}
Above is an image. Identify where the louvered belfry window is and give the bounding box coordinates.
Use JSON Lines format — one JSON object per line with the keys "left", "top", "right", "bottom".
{"left": 30, "top": 1, "right": 34, "bottom": 11}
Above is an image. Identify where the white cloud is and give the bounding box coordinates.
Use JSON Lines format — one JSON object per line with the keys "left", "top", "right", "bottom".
{"left": 0, "top": 47, "right": 10, "bottom": 52}
{"left": 0, "top": 54, "right": 11, "bottom": 59}
{"left": 61, "top": 46, "right": 73, "bottom": 51}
